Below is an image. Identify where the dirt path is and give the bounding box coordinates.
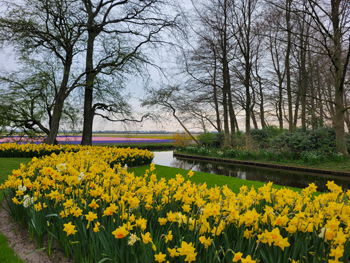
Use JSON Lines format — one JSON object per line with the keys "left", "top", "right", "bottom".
{"left": 0, "top": 201, "right": 73, "bottom": 263}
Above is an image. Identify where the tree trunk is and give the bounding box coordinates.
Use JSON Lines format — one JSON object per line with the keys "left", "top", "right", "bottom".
{"left": 227, "top": 84, "right": 236, "bottom": 136}
{"left": 293, "top": 93, "right": 300, "bottom": 128}
{"left": 258, "top": 77, "right": 266, "bottom": 128}
{"left": 332, "top": 0, "right": 349, "bottom": 156}
{"left": 310, "top": 79, "right": 317, "bottom": 129}
{"left": 223, "top": 53, "right": 235, "bottom": 136}
{"left": 327, "top": 83, "right": 335, "bottom": 121}
{"left": 222, "top": 0, "right": 230, "bottom": 144}
{"left": 316, "top": 68, "right": 324, "bottom": 126}
{"left": 81, "top": 29, "right": 97, "bottom": 145}
{"left": 245, "top": 54, "right": 252, "bottom": 148}
{"left": 251, "top": 109, "right": 258, "bottom": 129}
{"left": 308, "top": 50, "right": 317, "bottom": 129}
{"left": 45, "top": 94, "right": 65, "bottom": 145}
{"left": 300, "top": 38, "right": 307, "bottom": 129}
{"left": 234, "top": 113, "right": 239, "bottom": 132}
{"left": 343, "top": 93, "right": 350, "bottom": 131}
{"left": 45, "top": 60, "right": 72, "bottom": 145}
{"left": 334, "top": 87, "right": 347, "bottom": 154}
{"left": 285, "top": 0, "right": 293, "bottom": 132}
{"left": 171, "top": 106, "right": 199, "bottom": 145}
{"left": 250, "top": 90, "right": 258, "bottom": 129}
{"left": 213, "top": 57, "right": 222, "bottom": 133}
{"left": 278, "top": 78, "right": 283, "bottom": 129}
{"left": 318, "top": 85, "right": 324, "bottom": 126}
{"left": 222, "top": 87, "right": 230, "bottom": 142}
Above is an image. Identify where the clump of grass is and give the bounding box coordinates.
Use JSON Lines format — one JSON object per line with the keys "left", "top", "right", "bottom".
{"left": 0, "top": 233, "right": 24, "bottom": 263}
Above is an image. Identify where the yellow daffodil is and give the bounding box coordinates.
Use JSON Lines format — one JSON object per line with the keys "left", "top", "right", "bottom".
{"left": 177, "top": 241, "right": 196, "bottom": 256}
{"left": 112, "top": 226, "right": 129, "bottom": 239}
{"left": 85, "top": 211, "right": 98, "bottom": 222}
{"left": 232, "top": 252, "right": 243, "bottom": 262}
{"left": 165, "top": 230, "right": 173, "bottom": 243}
{"left": 63, "top": 222, "right": 77, "bottom": 236}
{"left": 154, "top": 252, "right": 166, "bottom": 262}
{"left": 141, "top": 232, "right": 152, "bottom": 244}
{"left": 167, "top": 247, "right": 179, "bottom": 257}
{"left": 241, "top": 255, "right": 256, "bottom": 263}
{"left": 158, "top": 217, "right": 167, "bottom": 225}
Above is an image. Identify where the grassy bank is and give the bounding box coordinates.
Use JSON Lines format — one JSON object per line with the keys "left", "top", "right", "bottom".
{"left": 0, "top": 158, "right": 32, "bottom": 203}
{"left": 0, "top": 158, "right": 30, "bottom": 263}
{"left": 0, "top": 233, "right": 24, "bottom": 263}
{"left": 176, "top": 147, "right": 350, "bottom": 173}
{"left": 128, "top": 165, "right": 302, "bottom": 193}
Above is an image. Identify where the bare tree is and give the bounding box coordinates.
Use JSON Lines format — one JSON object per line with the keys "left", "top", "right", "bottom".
{"left": 186, "top": 0, "right": 238, "bottom": 143}
{"left": 141, "top": 86, "right": 200, "bottom": 144}
{"left": 0, "top": 57, "right": 79, "bottom": 141}
{"left": 302, "top": 0, "right": 350, "bottom": 155}
{"left": 231, "top": 0, "right": 261, "bottom": 148}
{"left": 0, "top": 0, "right": 85, "bottom": 144}
{"left": 80, "top": 0, "right": 179, "bottom": 145}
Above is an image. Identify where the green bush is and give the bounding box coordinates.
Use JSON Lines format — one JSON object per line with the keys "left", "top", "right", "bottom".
{"left": 198, "top": 146, "right": 210, "bottom": 155}
{"left": 184, "top": 146, "right": 198, "bottom": 154}
{"left": 211, "top": 132, "right": 225, "bottom": 148}
{"left": 223, "top": 148, "right": 237, "bottom": 158}
{"left": 179, "top": 126, "right": 349, "bottom": 165}
{"left": 251, "top": 126, "right": 285, "bottom": 148}
{"left": 197, "top": 132, "right": 215, "bottom": 146}
{"left": 232, "top": 131, "right": 246, "bottom": 148}
{"left": 269, "top": 126, "right": 338, "bottom": 154}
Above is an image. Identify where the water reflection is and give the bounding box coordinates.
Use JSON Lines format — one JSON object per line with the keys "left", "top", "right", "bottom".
{"left": 152, "top": 151, "right": 350, "bottom": 192}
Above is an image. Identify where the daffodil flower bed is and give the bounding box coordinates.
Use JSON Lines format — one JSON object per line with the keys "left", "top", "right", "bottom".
{"left": 0, "top": 143, "right": 153, "bottom": 168}
{"left": 0, "top": 142, "right": 82, "bottom": 158}
{"left": 1, "top": 148, "right": 350, "bottom": 263}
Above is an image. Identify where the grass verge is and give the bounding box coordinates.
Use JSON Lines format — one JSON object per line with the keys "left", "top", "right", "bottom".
{"left": 176, "top": 149, "right": 350, "bottom": 172}
{"left": 129, "top": 164, "right": 302, "bottom": 193}
{"left": 0, "top": 233, "right": 24, "bottom": 263}
{"left": 0, "top": 158, "right": 32, "bottom": 203}
{"left": 0, "top": 158, "right": 31, "bottom": 263}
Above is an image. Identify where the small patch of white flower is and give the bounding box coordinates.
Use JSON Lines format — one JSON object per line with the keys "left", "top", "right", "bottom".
{"left": 123, "top": 164, "right": 128, "bottom": 170}
{"left": 127, "top": 233, "right": 140, "bottom": 246}
{"left": 318, "top": 227, "right": 326, "bottom": 238}
{"left": 23, "top": 194, "right": 34, "bottom": 208}
{"left": 185, "top": 146, "right": 197, "bottom": 153}
{"left": 18, "top": 185, "right": 27, "bottom": 192}
{"left": 56, "top": 163, "right": 66, "bottom": 172}
{"left": 199, "top": 147, "right": 209, "bottom": 155}
{"left": 78, "top": 172, "right": 84, "bottom": 182}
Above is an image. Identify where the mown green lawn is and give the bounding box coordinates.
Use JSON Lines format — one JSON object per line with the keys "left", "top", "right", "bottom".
{"left": 0, "top": 158, "right": 32, "bottom": 203}
{"left": 128, "top": 164, "right": 302, "bottom": 193}
{"left": 0, "top": 233, "right": 24, "bottom": 263}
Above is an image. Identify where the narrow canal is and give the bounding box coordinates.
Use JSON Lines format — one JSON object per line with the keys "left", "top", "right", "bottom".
{"left": 152, "top": 151, "right": 350, "bottom": 192}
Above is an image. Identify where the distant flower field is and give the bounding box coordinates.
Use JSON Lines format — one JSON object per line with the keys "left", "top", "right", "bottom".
{"left": 0, "top": 135, "right": 173, "bottom": 145}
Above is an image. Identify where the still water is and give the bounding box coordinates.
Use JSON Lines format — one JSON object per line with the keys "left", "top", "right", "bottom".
{"left": 152, "top": 151, "right": 350, "bottom": 192}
